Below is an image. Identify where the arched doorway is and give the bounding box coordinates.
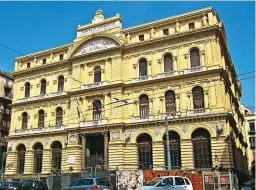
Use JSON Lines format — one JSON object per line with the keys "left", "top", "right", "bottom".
{"left": 163, "top": 131, "right": 181, "bottom": 169}
{"left": 137, "top": 133, "right": 153, "bottom": 169}
{"left": 191, "top": 128, "right": 212, "bottom": 169}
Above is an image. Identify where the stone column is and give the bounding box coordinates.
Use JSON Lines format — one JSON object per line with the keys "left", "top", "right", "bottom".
{"left": 84, "top": 64, "right": 88, "bottom": 84}
{"left": 24, "top": 150, "right": 34, "bottom": 174}
{"left": 104, "top": 133, "right": 109, "bottom": 169}
{"left": 81, "top": 135, "right": 86, "bottom": 170}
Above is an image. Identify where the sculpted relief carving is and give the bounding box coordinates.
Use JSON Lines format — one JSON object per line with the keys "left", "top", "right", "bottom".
{"left": 74, "top": 38, "right": 118, "bottom": 56}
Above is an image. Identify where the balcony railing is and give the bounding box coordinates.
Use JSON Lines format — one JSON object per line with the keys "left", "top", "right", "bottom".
{"left": 81, "top": 81, "right": 108, "bottom": 90}
{"left": 186, "top": 108, "right": 210, "bottom": 116}
{"left": 131, "top": 115, "right": 153, "bottom": 123}
{"left": 157, "top": 71, "right": 178, "bottom": 79}
{"left": 80, "top": 120, "right": 107, "bottom": 127}
{"left": 0, "top": 137, "right": 7, "bottom": 146}
{"left": 132, "top": 75, "right": 152, "bottom": 83}
{"left": 2, "top": 109, "right": 11, "bottom": 115}
{"left": 15, "top": 91, "right": 66, "bottom": 103}
{"left": 183, "top": 66, "right": 206, "bottom": 74}
{"left": 158, "top": 111, "right": 181, "bottom": 120}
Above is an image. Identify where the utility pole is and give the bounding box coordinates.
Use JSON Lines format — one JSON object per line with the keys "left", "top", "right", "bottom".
{"left": 164, "top": 117, "right": 171, "bottom": 170}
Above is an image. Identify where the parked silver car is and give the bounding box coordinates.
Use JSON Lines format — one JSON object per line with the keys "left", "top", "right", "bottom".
{"left": 136, "top": 176, "right": 193, "bottom": 190}
{"left": 62, "top": 177, "right": 113, "bottom": 190}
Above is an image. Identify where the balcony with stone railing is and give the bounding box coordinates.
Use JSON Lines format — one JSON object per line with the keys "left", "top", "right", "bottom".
{"left": 183, "top": 66, "right": 206, "bottom": 74}
{"left": 132, "top": 75, "right": 152, "bottom": 83}
{"left": 0, "top": 137, "right": 7, "bottom": 147}
{"left": 80, "top": 119, "right": 107, "bottom": 127}
{"left": 81, "top": 81, "right": 109, "bottom": 90}
{"left": 15, "top": 91, "right": 67, "bottom": 103}
{"left": 156, "top": 71, "right": 178, "bottom": 79}
{"left": 158, "top": 111, "right": 181, "bottom": 120}
{"left": 131, "top": 114, "right": 154, "bottom": 123}
{"left": 186, "top": 108, "right": 210, "bottom": 116}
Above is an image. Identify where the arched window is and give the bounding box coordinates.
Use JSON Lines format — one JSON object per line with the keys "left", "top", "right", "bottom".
{"left": 192, "top": 86, "right": 204, "bottom": 109}
{"left": 17, "top": 144, "right": 26, "bottom": 174}
{"left": 139, "top": 95, "right": 149, "bottom": 119}
{"left": 192, "top": 128, "right": 212, "bottom": 169}
{"left": 51, "top": 141, "right": 62, "bottom": 173}
{"left": 165, "top": 91, "right": 176, "bottom": 115}
{"left": 94, "top": 67, "right": 101, "bottom": 83}
{"left": 25, "top": 83, "right": 30, "bottom": 98}
{"left": 40, "top": 79, "right": 46, "bottom": 95}
{"left": 139, "top": 59, "right": 147, "bottom": 77}
{"left": 58, "top": 76, "right": 64, "bottom": 92}
{"left": 34, "top": 143, "right": 43, "bottom": 174}
{"left": 163, "top": 131, "right": 181, "bottom": 169}
{"left": 56, "top": 107, "right": 63, "bottom": 127}
{"left": 190, "top": 48, "right": 200, "bottom": 68}
{"left": 22, "top": 112, "right": 28, "bottom": 129}
{"left": 164, "top": 54, "right": 173, "bottom": 72}
{"left": 93, "top": 100, "right": 102, "bottom": 120}
{"left": 38, "top": 110, "right": 44, "bottom": 128}
{"left": 137, "top": 134, "right": 153, "bottom": 169}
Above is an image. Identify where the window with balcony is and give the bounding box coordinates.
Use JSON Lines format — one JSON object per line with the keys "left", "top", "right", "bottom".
{"left": 42, "top": 58, "right": 47, "bottom": 65}
{"left": 33, "top": 143, "right": 43, "bottom": 174}
{"left": 51, "top": 141, "right": 62, "bottom": 173}
{"left": 59, "top": 54, "right": 64, "bottom": 61}
{"left": 56, "top": 107, "right": 63, "bottom": 127}
{"left": 38, "top": 110, "right": 44, "bottom": 128}
{"left": 164, "top": 54, "right": 173, "bottom": 72}
{"left": 57, "top": 76, "right": 64, "bottom": 92}
{"left": 93, "top": 100, "right": 102, "bottom": 120}
{"left": 139, "top": 94, "right": 149, "bottom": 119}
{"left": 190, "top": 48, "right": 200, "bottom": 68}
{"left": 139, "top": 59, "right": 147, "bottom": 77}
{"left": 192, "top": 86, "right": 204, "bottom": 109}
{"left": 192, "top": 128, "right": 212, "bottom": 169}
{"left": 137, "top": 133, "right": 153, "bottom": 169}
{"left": 189, "top": 22, "right": 195, "bottom": 30}
{"left": 163, "top": 29, "right": 169, "bottom": 35}
{"left": 139, "top": 35, "right": 144, "bottom": 41}
{"left": 17, "top": 144, "right": 26, "bottom": 174}
{"left": 165, "top": 90, "right": 176, "bottom": 115}
{"left": 25, "top": 82, "right": 30, "bottom": 98}
{"left": 40, "top": 79, "right": 46, "bottom": 95}
{"left": 94, "top": 66, "right": 101, "bottom": 83}
{"left": 22, "top": 112, "right": 28, "bottom": 129}
{"left": 250, "top": 122, "right": 255, "bottom": 132}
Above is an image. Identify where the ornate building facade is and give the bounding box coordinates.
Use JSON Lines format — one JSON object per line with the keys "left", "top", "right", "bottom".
{"left": 0, "top": 70, "right": 13, "bottom": 174}
{"left": 6, "top": 7, "right": 249, "bottom": 179}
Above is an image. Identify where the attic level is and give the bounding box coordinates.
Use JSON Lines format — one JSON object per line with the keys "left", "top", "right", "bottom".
{"left": 75, "top": 9, "right": 123, "bottom": 42}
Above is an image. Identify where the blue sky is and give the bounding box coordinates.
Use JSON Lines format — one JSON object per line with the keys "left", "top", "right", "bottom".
{"left": 0, "top": 1, "right": 255, "bottom": 110}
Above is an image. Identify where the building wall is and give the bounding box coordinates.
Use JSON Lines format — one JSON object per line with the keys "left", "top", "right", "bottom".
{"left": 6, "top": 7, "right": 247, "bottom": 178}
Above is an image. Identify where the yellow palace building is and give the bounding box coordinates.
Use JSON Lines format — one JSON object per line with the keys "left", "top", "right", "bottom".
{"left": 5, "top": 7, "right": 249, "bottom": 179}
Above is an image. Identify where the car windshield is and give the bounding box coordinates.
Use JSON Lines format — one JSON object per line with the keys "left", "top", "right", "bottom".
{"left": 144, "top": 178, "right": 162, "bottom": 186}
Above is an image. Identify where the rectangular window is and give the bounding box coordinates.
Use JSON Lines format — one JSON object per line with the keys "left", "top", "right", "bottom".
{"left": 250, "top": 137, "right": 255, "bottom": 148}
{"left": 139, "top": 35, "right": 144, "bottom": 41}
{"left": 42, "top": 58, "right": 47, "bottom": 65}
{"left": 27, "top": 63, "right": 30, "bottom": 68}
{"left": 59, "top": 54, "right": 64, "bottom": 61}
{"left": 163, "top": 29, "right": 169, "bottom": 35}
{"left": 249, "top": 122, "right": 255, "bottom": 132}
{"left": 189, "top": 22, "right": 195, "bottom": 30}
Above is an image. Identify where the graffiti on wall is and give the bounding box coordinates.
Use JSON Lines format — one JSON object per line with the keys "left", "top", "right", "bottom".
{"left": 116, "top": 170, "right": 144, "bottom": 190}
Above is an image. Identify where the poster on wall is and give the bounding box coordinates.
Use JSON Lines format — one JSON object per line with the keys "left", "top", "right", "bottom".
{"left": 116, "top": 170, "right": 144, "bottom": 190}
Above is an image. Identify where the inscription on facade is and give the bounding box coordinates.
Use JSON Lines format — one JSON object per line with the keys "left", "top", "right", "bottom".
{"left": 74, "top": 38, "right": 117, "bottom": 56}
{"left": 80, "top": 22, "right": 116, "bottom": 35}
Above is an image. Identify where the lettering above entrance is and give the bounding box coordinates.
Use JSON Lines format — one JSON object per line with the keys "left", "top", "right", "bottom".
{"left": 74, "top": 37, "right": 118, "bottom": 56}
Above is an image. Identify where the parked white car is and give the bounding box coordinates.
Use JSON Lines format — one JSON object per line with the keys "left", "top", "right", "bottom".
{"left": 136, "top": 176, "right": 193, "bottom": 190}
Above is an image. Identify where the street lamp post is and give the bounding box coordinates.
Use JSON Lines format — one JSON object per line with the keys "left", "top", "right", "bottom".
{"left": 164, "top": 117, "right": 171, "bottom": 170}
{"left": 1, "top": 152, "right": 6, "bottom": 180}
